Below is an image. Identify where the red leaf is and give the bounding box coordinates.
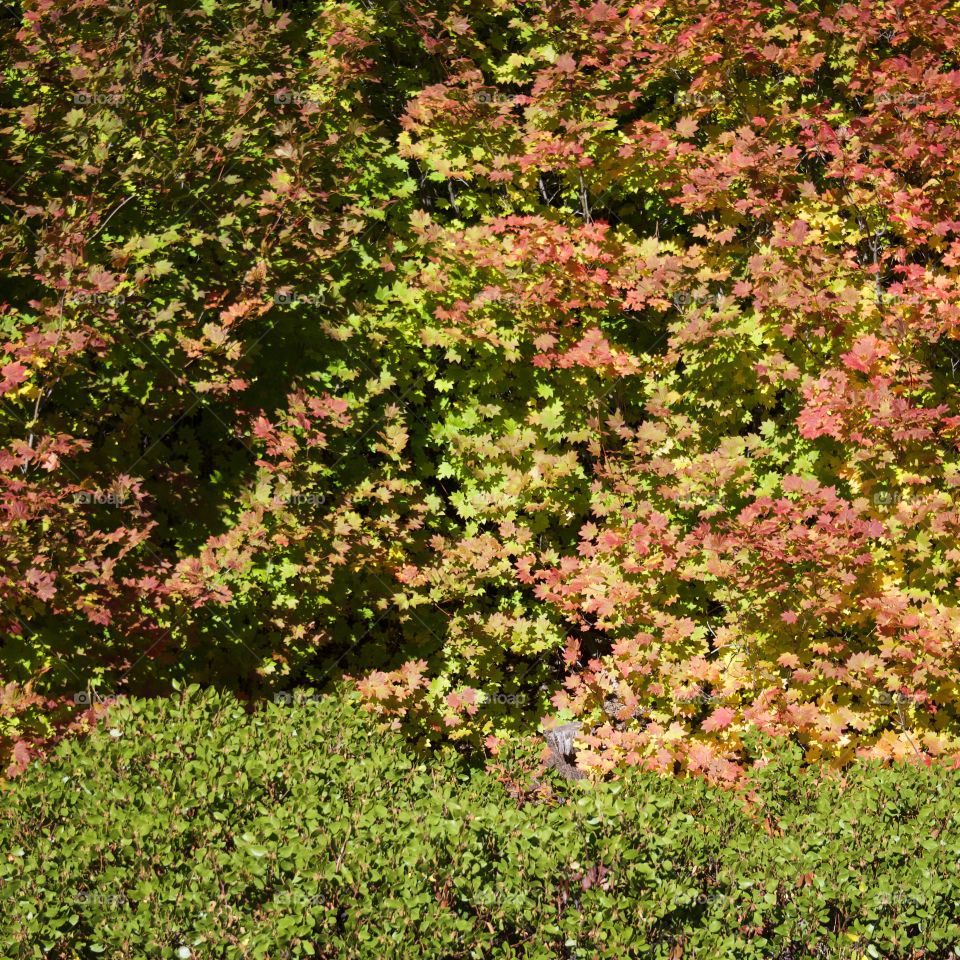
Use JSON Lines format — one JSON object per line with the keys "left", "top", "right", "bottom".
{"left": 6, "top": 740, "right": 31, "bottom": 778}
{"left": 701, "top": 707, "right": 736, "bottom": 733}
{"left": 0, "top": 361, "right": 28, "bottom": 394}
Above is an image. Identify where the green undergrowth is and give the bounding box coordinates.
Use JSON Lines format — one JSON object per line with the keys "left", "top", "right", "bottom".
{"left": 2, "top": 688, "right": 959, "bottom": 960}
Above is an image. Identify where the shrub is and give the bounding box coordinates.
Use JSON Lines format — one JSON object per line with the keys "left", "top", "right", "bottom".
{"left": 3, "top": 689, "right": 960, "bottom": 959}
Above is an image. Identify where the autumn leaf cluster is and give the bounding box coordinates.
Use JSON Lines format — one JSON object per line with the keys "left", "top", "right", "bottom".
{"left": 3, "top": 0, "right": 960, "bottom": 781}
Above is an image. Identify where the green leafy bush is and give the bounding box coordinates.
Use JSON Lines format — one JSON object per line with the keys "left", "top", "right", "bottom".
{"left": 3, "top": 689, "right": 960, "bottom": 959}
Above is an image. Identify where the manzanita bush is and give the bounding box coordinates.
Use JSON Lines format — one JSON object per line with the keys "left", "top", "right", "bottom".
{"left": 3, "top": 0, "right": 960, "bottom": 782}
{"left": 8, "top": 688, "right": 960, "bottom": 959}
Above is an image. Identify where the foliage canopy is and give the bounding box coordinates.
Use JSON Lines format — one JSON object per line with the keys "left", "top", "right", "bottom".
{"left": 3, "top": 0, "right": 960, "bottom": 779}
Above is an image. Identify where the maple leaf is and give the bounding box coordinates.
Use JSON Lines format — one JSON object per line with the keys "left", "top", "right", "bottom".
{"left": 841, "top": 334, "right": 890, "bottom": 373}
{"left": 25, "top": 568, "right": 56, "bottom": 601}
{"left": 701, "top": 707, "right": 736, "bottom": 733}
{"left": 0, "top": 361, "right": 28, "bottom": 394}
{"left": 5, "top": 740, "right": 30, "bottom": 778}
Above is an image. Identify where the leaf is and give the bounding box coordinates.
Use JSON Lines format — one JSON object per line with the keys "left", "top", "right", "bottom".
{"left": 0, "top": 361, "right": 28, "bottom": 395}
{"left": 701, "top": 708, "right": 736, "bottom": 733}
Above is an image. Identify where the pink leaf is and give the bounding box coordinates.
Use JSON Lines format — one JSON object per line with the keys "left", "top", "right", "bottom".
{"left": 701, "top": 707, "right": 736, "bottom": 733}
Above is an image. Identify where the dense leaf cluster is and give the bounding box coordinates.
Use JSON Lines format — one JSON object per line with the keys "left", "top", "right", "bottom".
{"left": 3, "top": 0, "right": 960, "bottom": 777}
{"left": 3, "top": 689, "right": 960, "bottom": 959}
